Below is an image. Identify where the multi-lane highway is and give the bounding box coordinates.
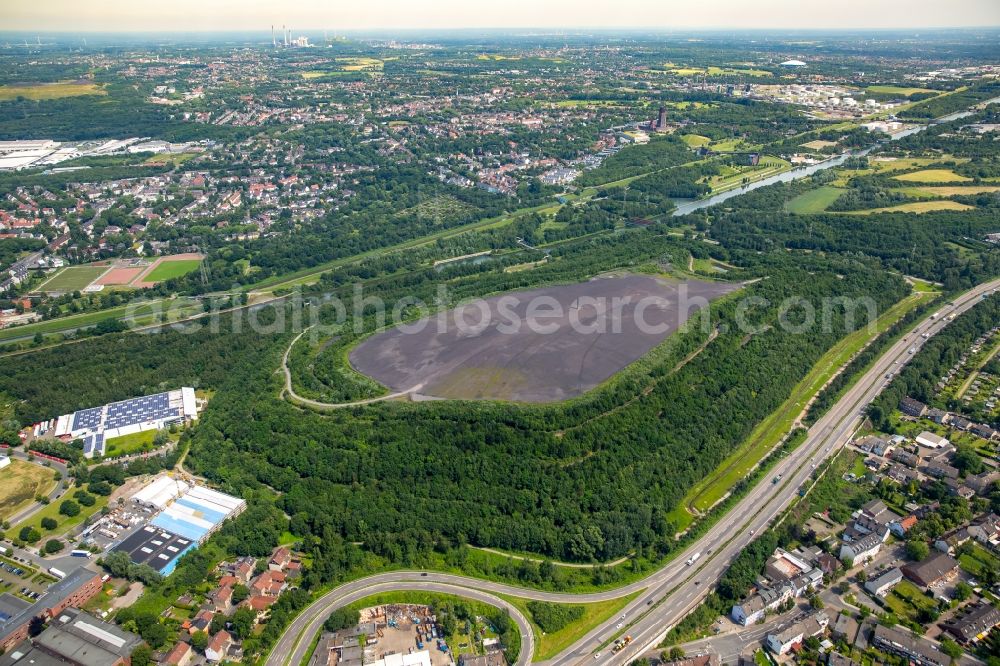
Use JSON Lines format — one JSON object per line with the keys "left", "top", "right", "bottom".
{"left": 267, "top": 278, "right": 1000, "bottom": 666}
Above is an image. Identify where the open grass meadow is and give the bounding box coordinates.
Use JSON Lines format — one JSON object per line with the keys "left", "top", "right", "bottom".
{"left": 0, "top": 460, "right": 58, "bottom": 521}
{"left": 144, "top": 259, "right": 202, "bottom": 282}
{"left": 12, "top": 483, "right": 110, "bottom": 540}
{"left": 103, "top": 429, "right": 160, "bottom": 458}
{"left": 36, "top": 265, "right": 106, "bottom": 293}
{"left": 679, "top": 134, "right": 712, "bottom": 148}
{"left": 784, "top": 186, "right": 844, "bottom": 214}
{"left": 0, "top": 81, "right": 105, "bottom": 101}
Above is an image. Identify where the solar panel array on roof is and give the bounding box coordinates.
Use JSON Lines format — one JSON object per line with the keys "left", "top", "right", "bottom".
{"left": 81, "top": 433, "right": 104, "bottom": 458}
{"left": 104, "top": 392, "right": 175, "bottom": 430}
{"left": 71, "top": 407, "right": 102, "bottom": 432}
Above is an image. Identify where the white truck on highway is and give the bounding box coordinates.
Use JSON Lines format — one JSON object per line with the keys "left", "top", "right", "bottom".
{"left": 686, "top": 552, "right": 701, "bottom": 566}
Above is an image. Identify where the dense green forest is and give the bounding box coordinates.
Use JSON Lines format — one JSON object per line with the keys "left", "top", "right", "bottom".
{"left": 180, "top": 226, "right": 909, "bottom": 562}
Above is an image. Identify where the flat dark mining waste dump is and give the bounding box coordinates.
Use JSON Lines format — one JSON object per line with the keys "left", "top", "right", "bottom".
{"left": 349, "top": 274, "right": 738, "bottom": 403}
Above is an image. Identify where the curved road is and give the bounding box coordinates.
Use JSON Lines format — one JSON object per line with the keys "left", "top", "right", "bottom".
{"left": 280, "top": 327, "right": 423, "bottom": 409}
{"left": 267, "top": 278, "right": 1000, "bottom": 666}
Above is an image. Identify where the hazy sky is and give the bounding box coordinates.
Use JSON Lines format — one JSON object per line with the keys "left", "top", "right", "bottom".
{"left": 5, "top": 0, "right": 1000, "bottom": 32}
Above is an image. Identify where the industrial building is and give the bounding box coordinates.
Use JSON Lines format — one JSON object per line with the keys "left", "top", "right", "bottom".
{"left": 0, "top": 569, "right": 103, "bottom": 653}
{"left": 0, "top": 607, "right": 141, "bottom": 666}
{"left": 52, "top": 387, "right": 198, "bottom": 457}
{"left": 111, "top": 476, "right": 246, "bottom": 575}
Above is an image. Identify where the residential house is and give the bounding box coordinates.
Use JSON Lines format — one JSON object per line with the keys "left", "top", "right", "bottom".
{"left": 731, "top": 584, "right": 793, "bottom": 626}
{"left": 934, "top": 528, "right": 971, "bottom": 555}
{"left": 968, "top": 514, "right": 1000, "bottom": 549}
{"left": 206, "top": 629, "right": 233, "bottom": 663}
{"left": 966, "top": 472, "right": 1000, "bottom": 496}
{"left": 891, "top": 450, "right": 920, "bottom": 469}
{"left": 250, "top": 570, "right": 286, "bottom": 597}
{"left": 864, "top": 568, "right": 902, "bottom": 598}
{"left": 971, "top": 424, "right": 999, "bottom": 441}
{"left": 871, "top": 624, "right": 947, "bottom": 666}
{"left": 840, "top": 532, "right": 884, "bottom": 564}
{"left": 950, "top": 416, "right": 974, "bottom": 432}
{"left": 926, "top": 408, "right": 950, "bottom": 425}
{"left": 243, "top": 594, "right": 277, "bottom": 620}
{"left": 269, "top": 547, "right": 292, "bottom": 572}
{"left": 234, "top": 558, "right": 255, "bottom": 583}
{"left": 765, "top": 611, "right": 829, "bottom": 655}
{"left": 900, "top": 398, "right": 928, "bottom": 418}
{"left": 162, "top": 641, "right": 193, "bottom": 666}
{"left": 889, "top": 515, "right": 918, "bottom": 538}
{"left": 942, "top": 602, "right": 1000, "bottom": 644}
{"left": 831, "top": 614, "right": 859, "bottom": 643}
{"left": 925, "top": 462, "right": 959, "bottom": 479}
{"left": 210, "top": 584, "right": 233, "bottom": 614}
{"left": 827, "top": 652, "right": 857, "bottom": 666}
{"left": 901, "top": 552, "right": 959, "bottom": 587}
{"left": 886, "top": 464, "right": 921, "bottom": 486}
{"left": 189, "top": 609, "right": 213, "bottom": 635}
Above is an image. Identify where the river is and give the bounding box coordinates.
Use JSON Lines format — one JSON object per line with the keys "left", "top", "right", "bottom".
{"left": 671, "top": 95, "right": 1000, "bottom": 216}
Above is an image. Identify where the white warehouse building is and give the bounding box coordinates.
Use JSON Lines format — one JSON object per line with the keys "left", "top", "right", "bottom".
{"left": 53, "top": 387, "right": 198, "bottom": 458}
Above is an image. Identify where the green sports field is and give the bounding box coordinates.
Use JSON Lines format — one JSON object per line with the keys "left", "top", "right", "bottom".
{"left": 144, "top": 259, "right": 202, "bottom": 282}
{"left": 37, "top": 266, "right": 106, "bottom": 292}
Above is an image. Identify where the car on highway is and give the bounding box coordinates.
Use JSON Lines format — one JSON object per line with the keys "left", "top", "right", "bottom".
{"left": 594, "top": 654, "right": 601, "bottom": 660}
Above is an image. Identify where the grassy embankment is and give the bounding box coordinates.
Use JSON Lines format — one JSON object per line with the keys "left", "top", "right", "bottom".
{"left": 669, "top": 288, "right": 938, "bottom": 530}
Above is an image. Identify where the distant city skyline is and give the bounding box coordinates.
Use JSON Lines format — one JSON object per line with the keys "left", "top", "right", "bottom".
{"left": 4, "top": 0, "right": 1000, "bottom": 32}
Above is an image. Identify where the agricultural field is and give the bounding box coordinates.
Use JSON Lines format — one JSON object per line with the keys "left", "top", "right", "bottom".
{"left": 838, "top": 200, "right": 974, "bottom": 215}
{"left": 337, "top": 57, "right": 384, "bottom": 71}
{"left": 0, "top": 459, "right": 58, "bottom": 521}
{"left": 663, "top": 65, "right": 771, "bottom": 77}
{"left": 896, "top": 185, "right": 1000, "bottom": 197}
{"left": 0, "top": 80, "right": 105, "bottom": 101}
{"left": 36, "top": 265, "right": 107, "bottom": 293}
{"left": 892, "top": 169, "right": 972, "bottom": 183}
{"left": 866, "top": 85, "right": 936, "bottom": 97}
{"left": 784, "top": 186, "right": 844, "bottom": 214}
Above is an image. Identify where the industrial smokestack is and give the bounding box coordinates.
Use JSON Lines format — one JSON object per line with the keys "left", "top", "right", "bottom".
{"left": 271, "top": 25, "right": 275, "bottom": 47}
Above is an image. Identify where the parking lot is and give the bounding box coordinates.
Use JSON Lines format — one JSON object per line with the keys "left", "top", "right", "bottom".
{"left": 0, "top": 555, "right": 53, "bottom": 600}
